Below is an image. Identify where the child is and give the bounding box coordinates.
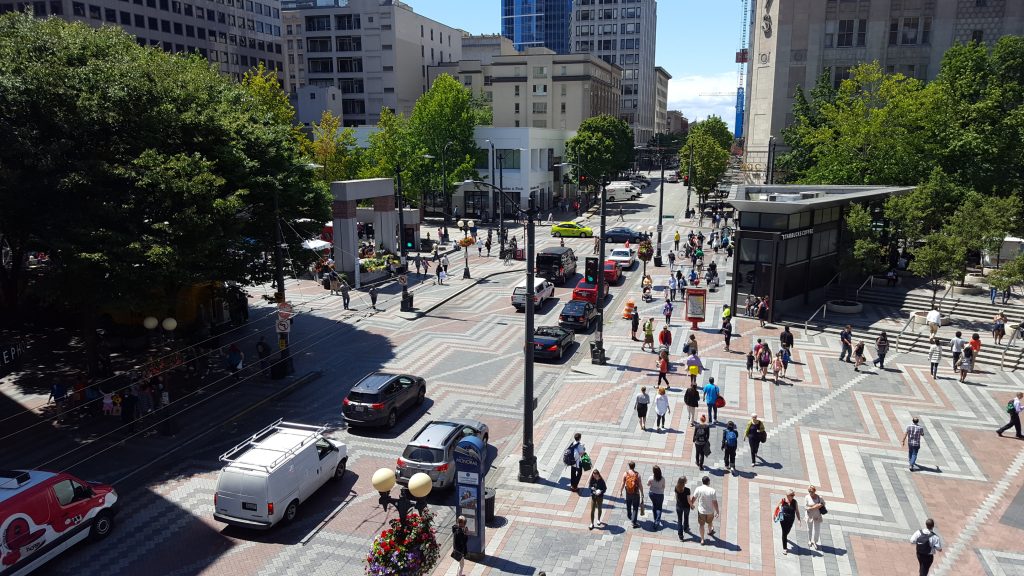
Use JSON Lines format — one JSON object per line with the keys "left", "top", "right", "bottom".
{"left": 102, "top": 392, "right": 114, "bottom": 415}
{"left": 853, "top": 341, "right": 866, "bottom": 372}
{"left": 772, "top": 352, "right": 784, "bottom": 384}
{"left": 781, "top": 346, "right": 791, "bottom": 377}
{"left": 746, "top": 349, "right": 755, "bottom": 378}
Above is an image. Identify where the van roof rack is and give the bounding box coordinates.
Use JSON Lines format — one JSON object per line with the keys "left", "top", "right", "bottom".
{"left": 0, "top": 470, "right": 30, "bottom": 489}
{"left": 218, "top": 419, "right": 328, "bottom": 472}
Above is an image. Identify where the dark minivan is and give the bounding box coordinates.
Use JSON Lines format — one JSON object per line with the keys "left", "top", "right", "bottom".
{"left": 536, "top": 246, "right": 577, "bottom": 285}
{"left": 343, "top": 372, "right": 426, "bottom": 429}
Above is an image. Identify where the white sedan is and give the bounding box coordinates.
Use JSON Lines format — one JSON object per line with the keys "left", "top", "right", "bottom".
{"left": 607, "top": 247, "right": 636, "bottom": 270}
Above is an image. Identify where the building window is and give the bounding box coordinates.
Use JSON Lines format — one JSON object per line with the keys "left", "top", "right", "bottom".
{"left": 514, "top": 85, "right": 520, "bottom": 96}
{"left": 532, "top": 102, "right": 547, "bottom": 114}
{"left": 133, "top": 13, "right": 143, "bottom": 26}
{"left": 902, "top": 17, "right": 919, "bottom": 45}
{"left": 904, "top": 64, "right": 917, "bottom": 78}
{"left": 976, "top": 0, "right": 987, "bottom": 5}
{"left": 307, "top": 37, "right": 330, "bottom": 52}
{"left": 560, "top": 102, "right": 566, "bottom": 114}
{"left": 305, "top": 14, "right": 329, "bottom": 31}
{"left": 972, "top": 29, "right": 984, "bottom": 43}
{"left": 160, "top": 18, "right": 170, "bottom": 32}
{"left": 888, "top": 19, "right": 898, "bottom": 45}
{"left": 533, "top": 66, "right": 547, "bottom": 77}
{"left": 532, "top": 84, "right": 547, "bottom": 94}
{"left": 561, "top": 84, "right": 567, "bottom": 96}
{"left": 170, "top": 0, "right": 178, "bottom": 12}
{"left": 307, "top": 57, "right": 332, "bottom": 73}
{"left": 173, "top": 21, "right": 181, "bottom": 34}
{"left": 922, "top": 17, "right": 932, "bottom": 44}
{"left": 382, "top": 43, "right": 392, "bottom": 50}
{"left": 514, "top": 102, "right": 520, "bottom": 114}
{"left": 335, "top": 36, "right": 361, "bottom": 51}
{"left": 119, "top": 9, "right": 129, "bottom": 24}
{"left": 497, "top": 149, "right": 521, "bottom": 169}
{"left": 833, "top": 65, "right": 851, "bottom": 89}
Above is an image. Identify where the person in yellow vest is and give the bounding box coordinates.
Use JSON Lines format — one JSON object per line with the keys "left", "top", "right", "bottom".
{"left": 674, "top": 230, "right": 681, "bottom": 251}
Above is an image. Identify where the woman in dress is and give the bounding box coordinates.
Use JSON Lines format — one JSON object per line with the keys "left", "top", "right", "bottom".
{"left": 635, "top": 386, "right": 650, "bottom": 431}
{"left": 993, "top": 312, "right": 1008, "bottom": 345}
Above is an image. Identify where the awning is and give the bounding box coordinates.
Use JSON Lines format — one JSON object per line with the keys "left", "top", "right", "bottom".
{"left": 302, "top": 239, "right": 331, "bottom": 250}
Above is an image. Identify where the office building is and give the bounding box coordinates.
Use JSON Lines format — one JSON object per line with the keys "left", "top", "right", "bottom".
{"left": 461, "top": 33, "right": 517, "bottom": 64}
{"left": 570, "top": 0, "right": 657, "bottom": 144}
{"left": 744, "top": 0, "right": 1024, "bottom": 183}
{"left": 0, "top": 0, "right": 285, "bottom": 80}
{"left": 427, "top": 46, "right": 621, "bottom": 131}
{"left": 666, "top": 110, "right": 687, "bottom": 134}
{"left": 501, "top": 0, "right": 572, "bottom": 54}
{"left": 281, "top": 0, "right": 464, "bottom": 127}
{"left": 654, "top": 65, "right": 670, "bottom": 135}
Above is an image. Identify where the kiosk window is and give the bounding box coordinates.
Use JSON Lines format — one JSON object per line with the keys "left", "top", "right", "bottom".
{"left": 785, "top": 237, "right": 810, "bottom": 264}
{"left": 761, "top": 214, "right": 788, "bottom": 230}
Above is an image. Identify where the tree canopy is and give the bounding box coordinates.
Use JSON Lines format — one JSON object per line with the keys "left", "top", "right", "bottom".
{"left": 688, "top": 116, "right": 733, "bottom": 152}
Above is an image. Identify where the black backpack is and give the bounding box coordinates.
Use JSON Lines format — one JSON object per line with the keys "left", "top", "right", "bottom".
{"left": 915, "top": 531, "right": 933, "bottom": 555}
{"left": 562, "top": 442, "right": 578, "bottom": 466}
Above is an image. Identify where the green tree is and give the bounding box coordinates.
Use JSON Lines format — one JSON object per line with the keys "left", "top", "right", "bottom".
{"left": 838, "top": 203, "right": 887, "bottom": 277}
{"left": 409, "top": 74, "right": 481, "bottom": 208}
{"left": 576, "top": 115, "right": 635, "bottom": 174}
{"left": 680, "top": 131, "right": 729, "bottom": 211}
{"left": 776, "top": 69, "right": 837, "bottom": 182}
{"left": 309, "top": 110, "right": 363, "bottom": 183}
{"left": 359, "top": 107, "right": 422, "bottom": 201}
{"left": 882, "top": 169, "right": 967, "bottom": 248}
{"left": 945, "top": 191, "right": 1022, "bottom": 274}
{"left": 688, "top": 115, "right": 733, "bottom": 151}
{"left": 908, "top": 231, "right": 968, "bottom": 307}
{"left": 564, "top": 131, "right": 614, "bottom": 185}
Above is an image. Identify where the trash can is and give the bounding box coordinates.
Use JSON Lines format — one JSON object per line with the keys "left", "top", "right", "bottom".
{"left": 400, "top": 293, "right": 414, "bottom": 312}
{"left": 483, "top": 487, "right": 495, "bottom": 524}
{"left": 653, "top": 255, "right": 663, "bottom": 267}
{"left": 514, "top": 248, "right": 525, "bottom": 260}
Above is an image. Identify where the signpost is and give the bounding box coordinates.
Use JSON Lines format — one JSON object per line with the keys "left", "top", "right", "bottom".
{"left": 454, "top": 435, "right": 486, "bottom": 557}
{"left": 274, "top": 301, "right": 294, "bottom": 378}
{"left": 684, "top": 287, "right": 707, "bottom": 331}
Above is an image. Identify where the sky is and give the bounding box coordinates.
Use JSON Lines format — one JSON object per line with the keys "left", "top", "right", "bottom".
{"left": 411, "top": 0, "right": 743, "bottom": 132}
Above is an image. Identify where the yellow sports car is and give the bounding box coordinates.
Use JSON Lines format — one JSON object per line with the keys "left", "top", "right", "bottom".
{"left": 550, "top": 222, "right": 593, "bottom": 237}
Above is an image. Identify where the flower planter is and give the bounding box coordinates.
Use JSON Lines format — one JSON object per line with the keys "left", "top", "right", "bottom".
{"left": 826, "top": 300, "right": 863, "bottom": 314}
{"left": 948, "top": 282, "right": 984, "bottom": 296}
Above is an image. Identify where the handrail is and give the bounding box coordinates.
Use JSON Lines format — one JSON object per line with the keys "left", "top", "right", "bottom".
{"left": 895, "top": 315, "right": 917, "bottom": 354}
{"left": 1000, "top": 318, "right": 1020, "bottom": 370}
{"left": 855, "top": 275, "right": 874, "bottom": 299}
{"left": 934, "top": 284, "right": 955, "bottom": 314}
{"left": 805, "top": 303, "right": 827, "bottom": 333}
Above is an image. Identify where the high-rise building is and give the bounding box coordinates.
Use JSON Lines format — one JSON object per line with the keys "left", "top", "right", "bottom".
{"left": 0, "top": 0, "right": 285, "bottom": 80}
{"left": 570, "top": 0, "right": 657, "bottom": 144}
{"left": 281, "top": 0, "right": 464, "bottom": 127}
{"left": 501, "top": 0, "right": 572, "bottom": 54}
{"left": 744, "top": 0, "right": 1024, "bottom": 183}
{"left": 654, "top": 65, "right": 670, "bottom": 136}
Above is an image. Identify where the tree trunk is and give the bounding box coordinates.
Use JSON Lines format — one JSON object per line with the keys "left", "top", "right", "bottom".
{"left": 80, "top": 308, "right": 100, "bottom": 377}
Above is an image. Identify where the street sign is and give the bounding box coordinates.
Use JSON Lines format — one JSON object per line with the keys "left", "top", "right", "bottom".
{"left": 397, "top": 274, "right": 408, "bottom": 286}
{"left": 657, "top": 224, "right": 663, "bottom": 232}
{"left": 277, "top": 301, "right": 294, "bottom": 320}
{"left": 276, "top": 318, "right": 291, "bottom": 334}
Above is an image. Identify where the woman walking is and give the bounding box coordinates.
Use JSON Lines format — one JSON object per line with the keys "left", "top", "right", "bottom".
{"left": 635, "top": 386, "right": 651, "bottom": 431}
{"left": 663, "top": 299, "right": 674, "bottom": 326}
{"left": 993, "top": 312, "right": 1007, "bottom": 345}
{"left": 452, "top": 516, "right": 469, "bottom": 576}
{"left": 804, "top": 485, "right": 825, "bottom": 550}
{"left": 647, "top": 466, "right": 667, "bottom": 529}
{"left": 959, "top": 345, "right": 974, "bottom": 382}
{"left": 853, "top": 341, "right": 866, "bottom": 372}
{"left": 745, "top": 414, "right": 766, "bottom": 465}
{"left": 693, "top": 415, "right": 711, "bottom": 470}
{"left": 757, "top": 344, "right": 772, "bottom": 380}
{"left": 675, "top": 477, "right": 691, "bottom": 540}
{"left": 654, "top": 387, "right": 671, "bottom": 431}
{"left": 970, "top": 333, "right": 982, "bottom": 368}
{"left": 641, "top": 318, "right": 655, "bottom": 352}
{"left": 588, "top": 470, "right": 607, "bottom": 530}
{"left": 928, "top": 338, "right": 941, "bottom": 379}
{"left": 872, "top": 331, "right": 890, "bottom": 369}
{"left": 777, "top": 490, "right": 802, "bottom": 555}
{"left": 685, "top": 351, "right": 705, "bottom": 385}
{"left": 656, "top": 350, "right": 671, "bottom": 389}
{"left": 683, "top": 382, "right": 700, "bottom": 426}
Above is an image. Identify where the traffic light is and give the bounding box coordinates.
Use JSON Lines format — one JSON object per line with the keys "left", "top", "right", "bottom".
{"left": 405, "top": 238, "right": 415, "bottom": 250}
{"left": 683, "top": 174, "right": 690, "bottom": 186}
{"left": 584, "top": 257, "right": 599, "bottom": 283}
{"left": 580, "top": 174, "right": 588, "bottom": 187}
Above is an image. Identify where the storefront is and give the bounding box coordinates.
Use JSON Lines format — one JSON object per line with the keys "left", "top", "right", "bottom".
{"left": 728, "top": 185, "right": 913, "bottom": 321}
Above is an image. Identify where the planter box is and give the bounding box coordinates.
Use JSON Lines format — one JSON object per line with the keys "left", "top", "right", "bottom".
{"left": 358, "top": 270, "right": 389, "bottom": 285}
{"left": 948, "top": 283, "right": 984, "bottom": 295}
{"left": 826, "top": 300, "right": 864, "bottom": 314}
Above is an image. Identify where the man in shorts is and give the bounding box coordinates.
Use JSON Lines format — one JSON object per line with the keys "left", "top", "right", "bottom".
{"left": 692, "top": 475, "right": 719, "bottom": 545}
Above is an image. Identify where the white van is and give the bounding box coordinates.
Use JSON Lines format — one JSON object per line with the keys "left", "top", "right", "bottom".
{"left": 511, "top": 278, "right": 555, "bottom": 311}
{"left": 213, "top": 420, "right": 347, "bottom": 530}
{"left": 605, "top": 182, "right": 639, "bottom": 202}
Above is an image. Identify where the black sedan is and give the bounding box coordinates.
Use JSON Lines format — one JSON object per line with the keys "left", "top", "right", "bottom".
{"left": 558, "top": 300, "right": 598, "bottom": 331}
{"left": 533, "top": 326, "right": 575, "bottom": 360}
{"left": 602, "top": 227, "right": 650, "bottom": 243}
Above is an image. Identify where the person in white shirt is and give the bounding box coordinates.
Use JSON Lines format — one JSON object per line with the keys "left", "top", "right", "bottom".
{"left": 910, "top": 518, "right": 942, "bottom": 576}
{"left": 997, "top": 391, "right": 1024, "bottom": 438}
{"left": 948, "top": 331, "right": 965, "bottom": 372}
{"left": 654, "top": 387, "right": 671, "bottom": 431}
{"left": 804, "top": 485, "right": 825, "bottom": 550}
{"left": 691, "top": 475, "right": 719, "bottom": 545}
{"left": 925, "top": 308, "right": 942, "bottom": 337}
{"left": 927, "top": 338, "right": 942, "bottom": 379}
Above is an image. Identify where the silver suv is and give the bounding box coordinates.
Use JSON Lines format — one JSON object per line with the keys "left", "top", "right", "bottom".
{"left": 396, "top": 419, "right": 489, "bottom": 490}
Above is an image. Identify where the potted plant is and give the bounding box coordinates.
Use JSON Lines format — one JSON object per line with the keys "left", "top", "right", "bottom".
{"left": 365, "top": 509, "right": 440, "bottom": 576}
{"left": 637, "top": 239, "right": 653, "bottom": 277}
{"left": 458, "top": 236, "right": 476, "bottom": 249}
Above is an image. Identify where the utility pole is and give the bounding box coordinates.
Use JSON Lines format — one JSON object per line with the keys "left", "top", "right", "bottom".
{"left": 273, "top": 188, "right": 285, "bottom": 304}
{"left": 655, "top": 150, "right": 666, "bottom": 266}
{"left": 592, "top": 179, "right": 607, "bottom": 365}
{"left": 498, "top": 152, "right": 506, "bottom": 257}
{"left": 685, "top": 142, "right": 695, "bottom": 217}
{"left": 397, "top": 166, "right": 412, "bottom": 311}
{"left": 520, "top": 191, "right": 539, "bottom": 482}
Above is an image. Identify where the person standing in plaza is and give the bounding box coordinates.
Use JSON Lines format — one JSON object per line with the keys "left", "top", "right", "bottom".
{"left": 452, "top": 516, "right": 468, "bottom": 576}
{"left": 647, "top": 465, "right": 667, "bottom": 529}
{"left": 328, "top": 267, "right": 340, "bottom": 295}
{"left": 949, "top": 331, "right": 966, "bottom": 372}
{"left": 642, "top": 318, "right": 655, "bottom": 352}
{"left": 780, "top": 325, "right": 794, "bottom": 353}
{"left": 692, "top": 476, "right": 719, "bottom": 545}
{"left": 805, "top": 486, "right": 825, "bottom": 550}
{"left": 758, "top": 343, "right": 772, "bottom": 380}
{"left": 997, "top": 391, "right": 1024, "bottom": 438}
{"left": 686, "top": 351, "right": 705, "bottom": 386}
{"left": 722, "top": 316, "right": 733, "bottom": 351}
{"left": 969, "top": 333, "right": 982, "bottom": 368}
{"left": 674, "top": 477, "right": 691, "bottom": 539}
{"left": 619, "top": 461, "right": 644, "bottom": 529}
{"left": 668, "top": 274, "right": 678, "bottom": 301}
{"left": 441, "top": 254, "right": 449, "bottom": 274}
{"left": 928, "top": 338, "right": 942, "bottom": 379}
{"left": 910, "top": 518, "right": 943, "bottom": 576}
{"left": 777, "top": 489, "right": 802, "bottom": 555}
{"left": 339, "top": 277, "right": 351, "bottom": 309}
{"left": 635, "top": 386, "right": 651, "bottom": 431}
{"left": 668, "top": 250, "right": 676, "bottom": 271}
{"left": 369, "top": 285, "right": 379, "bottom": 311}
{"left": 959, "top": 345, "right": 974, "bottom": 382}
{"left": 872, "top": 331, "right": 890, "bottom": 369}
{"left": 593, "top": 236, "right": 599, "bottom": 255}
{"left": 926, "top": 307, "right": 942, "bottom": 338}
{"left": 901, "top": 416, "right": 925, "bottom": 472}
{"left": 746, "top": 348, "right": 755, "bottom": 377}
{"left": 631, "top": 310, "right": 640, "bottom": 341}
{"left": 840, "top": 325, "right": 853, "bottom": 362}
{"left": 658, "top": 324, "right": 673, "bottom": 355}
{"left": 721, "top": 421, "right": 739, "bottom": 473}
{"left": 684, "top": 382, "right": 700, "bottom": 426}
{"left": 674, "top": 230, "right": 681, "bottom": 251}
{"left": 693, "top": 415, "right": 711, "bottom": 469}
{"left": 566, "top": 432, "right": 587, "bottom": 492}
{"left": 854, "top": 341, "right": 867, "bottom": 372}
{"left": 587, "top": 470, "right": 607, "bottom": 530}
{"left": 993, "top": 311, "right": 1008, "bottom": 345}
{"left": 654, "top": 387, "right": 671, "bottom": 430}
{"left": 745, "top": 414, "right": 766, "bottom": 465}
{"left": 702, "top": 377, "right": 720, "bottom": 423}
{"left": 663, "top": 299, "right": 674, "bottom": 326}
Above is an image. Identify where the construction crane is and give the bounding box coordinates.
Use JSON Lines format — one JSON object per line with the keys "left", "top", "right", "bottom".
{"left": 735, "top": 0, "right": 751, "bottom": 140}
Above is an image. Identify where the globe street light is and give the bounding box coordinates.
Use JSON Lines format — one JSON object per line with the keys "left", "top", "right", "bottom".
{"left": 457, "top": 219, "right": 475, "bottom": 279}
{"left": 372, "top": 468, "right": 432, "bottom": 529}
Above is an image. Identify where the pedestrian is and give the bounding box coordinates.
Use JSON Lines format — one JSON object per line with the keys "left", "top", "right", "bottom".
{"left": 949, "top": 331, "right": 965, "bottom": 371}
{"left": 693, "top": 415, "right": 711, "bottom": 469}
{"left": 414, "top": 255, "right": 422, "bottom": 276}
{"left": 668, "top": 250, "right": 676, "bottom": 271}
{"left": 745, "top": 414, "right": 766, "bottom": 465}
{"left": 560, "top": 237, "right": 565, "bottom": 248}
{"left": 780, "top": 325, "right": 794, "bottom": 352}
{"left": 702, "top": 377, "right": 719, "bottom": 423}
{"left": 441, "top": 255, "right": 449, "bottom": 273}
{"left": 757, "top": 343, "right": 772, "bottom": 380}
{"left": 676, "top": 269, "right": 685, "bottom": 291}
{"left": 839, "top": 325, "right": 853, "bottom": 362}
{"left": 435, "top": 264, "right": 443, "bottom": 285}
{"left": 256, "top": 336, "right": 271, "bottom": 377}
{"left": 969, "top": 333, "right": 982, "bottom": 368}
{"left": 369, "top": 285, "right": 379, "bottom": 310}
{"left": 692, "top": 475, "right": 719, "bottom": 545}
{"left": 928, "top": 338, "right": 941, "bottom": 379}
{"left": 647, "top": 465, "right": 666, "bottom": 529}
{"left": 663, "top": 299, "right": 674, "bottom": 326}
{"left": 721, "top": 421, "right": 738, "bottom": 473}
{"left": 120, "top": 386, "right": 138, "bottom": 434}
{"left": 674, "top": 477, "right": 691, "bottom": 539}
{"left": 655, "top": 350, "right": 671, "bottom": 389}
{"left": 485, "top": 239, "right": 492, "bottom": 257}
{"left": 853, "top": 341, "right": 866, "bottom": 372}
{"left": 684, "top": 382, "right": 700, "bottom": 426}
{"left": 780, "top": 346, "right": 791, "bottom": 377}
{"left": 746, "top": 349, "right": 755, "bottom": 377}
{"left": 588, "top": 470, "right": 607, "bottom": 530}
{"left": 619, "top": 461, "right": 644, "bottom": 528}
{"left": 805, "top": 486, "right": 825, "bottom": 550}
{"left": 684, "top": 333, "right": 698, "bottom": 356}
{"left": 910, "top": 518, "right": 943, "bottom": 576}
{"left": 722, "top": 317, "right": 733, "bottom": 351}
{"left": 654, "top": 386, "right": 671, "bottom": 430}
{"left": 687, "top": 352, "right": 706, "bottom": 387}
{"left": 674, "top": 230, "right": 681, "bottom": 251}
{"left": 339, "top": 277, "right": 351, "bottom": 309}
{"left": 926, "top": 307, "right": 941, "bottom": 338}
{"left": 959, "top": 345, "right": 973, "bottom": 382}
{"left": 772, "top": 351, "right": 784, "bottom": 384}
{"left": 901, "top": 416, "right": 925, "bottom": 472}
{"left": 631, "top": 310, "right": 640, "bottom": 341}
{"left": 873, "top": 331, "right": 890, "bottom": 369}
{"left": 566, "top": 432, "right": 587, "bottom": 492}
{"left": 658, "top": 324, "right": 672, "bottom": 354}
{"left": 668, "top": 274, "right": 677, "bottom": 301}
{"left": 635, "top": 386, "right": 650, "bottom": 431}
{"left": 997, "top": 391, "right": 1024, "bottom": 438}
{"left": 452, "top": 516, "right": 468, "bottom": 576}
{"left": 593, "top": 236, "right": 599, "bottom": 255}
{"left": 991, "top": 283, "right": 999, "bottom": 305}
{"left": 993, "top": 311, "right": 1007, "bottom": 345}
{"left": 328, "top": 267, "right": 340, "bottom": 295}
{"left": 48, "top": 381, "right": 68, "bottom": 423}
{"left": 757, "top": 296, "right": 769, "bottom": 327}
{"left": 642, "top": 318, "right": 655, "bottom": 352}
{"left": 226, "top": 344, "right": 244, "bottom": 380}
{"left": 776, "top": 489, "right": 802, "bottom": 554}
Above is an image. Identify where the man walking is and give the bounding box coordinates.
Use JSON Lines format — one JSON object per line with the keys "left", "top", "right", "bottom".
{"left": 674, "top": 230, "right": 681, "bottom": 251}
{"left": 997, "top": 391, "right": 1024, "bottom": 438}
{"left": 619, "top": 461, "right": 644, "bottom": 528}
{"left": 926, "top": 307, "right": 941, "bottom": 338}
{"left": 368, "top": 286, "right": 379, "bottom": 311}
{"left": 910, "top": 518, "right": 942, "bottom": 576}
{"left": 702, "top": 377, "right": 720, "bottom": 424}
{"left": 631, "top": 310, "right": 641, "bottom": 341}
{"left": 839, "top": 325, "right": 853, "bottom": 362}
{"left": 441, "top": 254, "right": 450, "bottom": 274}
{"left": 949, "top": 331, "right": 966, "bottom": 371}
{"left": 901, "top": 416, "right": 925, "bottom": 471}
{"left": 256, "top": 336, "right": 271, "bottom": 377}
{"left": 692, "top": 476, "right": 719, "bottom": 545}
{"left": 339, "top": 277, "right": 351, "bottom": 310}
{"left": 566, "top": 432, "right": 587, "bottom": 492}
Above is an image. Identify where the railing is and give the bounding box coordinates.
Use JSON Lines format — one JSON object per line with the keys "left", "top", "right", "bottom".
{"left": 855, "top": 275, "right": 874, "bottom": 299}
{"left": 934, "top": 284, "right": 955, "bottom": 314}
{"left": 804, "top": 303, "right": 828, "bottom": 334}
{"left": 895, "top": 315, "right": 918, "bottom": 353}
{"left": 1000, "top": 319, "right": 1021, "bottom": 370}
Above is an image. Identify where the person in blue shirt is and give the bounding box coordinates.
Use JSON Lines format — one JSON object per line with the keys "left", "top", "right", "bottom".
{"left": 702, "top": 377, "right": 720, "bottom": 424}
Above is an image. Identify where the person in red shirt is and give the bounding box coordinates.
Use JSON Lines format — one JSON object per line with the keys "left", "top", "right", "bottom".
{"left": 969, "top": 333, "right": 982, "bottom": 371}
{"left": 657, "top": 350, "right": 670, "bottom": 388}
{"left": 658, "top": 325, "right": 673, "bottom": 352}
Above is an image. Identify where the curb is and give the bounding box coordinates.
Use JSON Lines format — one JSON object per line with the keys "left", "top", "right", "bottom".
{"left": 112, "top": 369, "right": 323, "bottom": 486}
{"left": 403, "top": 267, "right": 525, "bottom": 319}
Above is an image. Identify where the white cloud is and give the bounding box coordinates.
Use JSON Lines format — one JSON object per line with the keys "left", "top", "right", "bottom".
{"left": 666, "top": 71, "right": 741, "bottom": 133}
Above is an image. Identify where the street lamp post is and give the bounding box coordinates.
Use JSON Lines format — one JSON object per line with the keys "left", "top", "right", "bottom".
{"left": 371, "top": 468, "right": 432, "bottom": 530}
{"left": 765, "top": 136, "right": 777, "bottom": 185}
{"left": 685, "top": 141, "right": 695, "bottom": 217}
{"left": 440, "top": 141, "right": 454, "bottom": 232}
{"left": 396, "top": 166, "right": 413, "bottom": 311}
{"left": 457, "top": 219, "right": 474, "bottom": 279}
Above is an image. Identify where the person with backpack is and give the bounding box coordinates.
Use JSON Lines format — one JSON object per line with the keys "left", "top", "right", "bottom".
{"left": 910, "top": 518, "right": 942, "bottom": 575}
{"left": 683, "top": 382, "right": 700, "bottom": 427}
{"left": 721, "top": 421, "right": 739, "bottom": 473}
{"left": 702, "top": 377, "right": 720, "bottom": 424}
{"left": 745, "top": 414, "right": 766, "bottom": 465}
{"left": 901, "top": 416, "right": 926, "bottom": 472}
{"left": 997, "top": 391, "right": 1024, "bottom": 438}
{"left": 757, "top": 344, "right": 772, "bottom": 380}
{"left": 634, "top": 386, "right": 651, "bottom": 431}
{"left": 563, "top": 432, "right": 587, "bottom": 492}
{"left": 674, "top": 476, "right": 691, "bottom": 539}
{"left": 722, "top": 317, "right": 733, "bottom": 352}
{"left": 587, "top": 470, "right": 607, "bottom": 530}
{"left": 619, "top": 461, "right": 644, "bottom": 529}
{"left": 776, "top": 489, "right": 802, "bottom": 554}
{"left": 692, "top": 415, "right": 711, "bottom": 470}
{"left": 780, "top": 346, "right": 791, "bottom": 377}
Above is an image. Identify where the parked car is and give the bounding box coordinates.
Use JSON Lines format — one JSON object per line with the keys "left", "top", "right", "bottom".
{"left": 558, "top": 299, "right": 598, "bottom": 330}
{"left": 214, "top": 420, "right": 348, "bottom": 529}
{"left": 342, "top": 372, "right": 426, "bottom": 429}
{"left": 602, "top": 227, "right": 649, "bottom": 243}
{"left": 550, "top": 222, "right": 593, "bottom": 238}
{"left": 603, "top": 260, "right": 622, "bottom": 284}
{"left": 511, "top": 278, "right": 555, "bottom": 311}
{"left": 0, "top": 470, "right": 119, "bottom": 576}
{"left": 533, "top": 326, "right": 575, "bottom": 360}
{"left": 607, "top": 247, "right": 637, "bottom": 270}
{"left": 666, "top": 173, "right": 679, "bottom": 183}
{"left": 571, "top": 279, "right": 609, "bottom": 305}
{"left": 397, "top": 419, "right": 489, "bottom": 490}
